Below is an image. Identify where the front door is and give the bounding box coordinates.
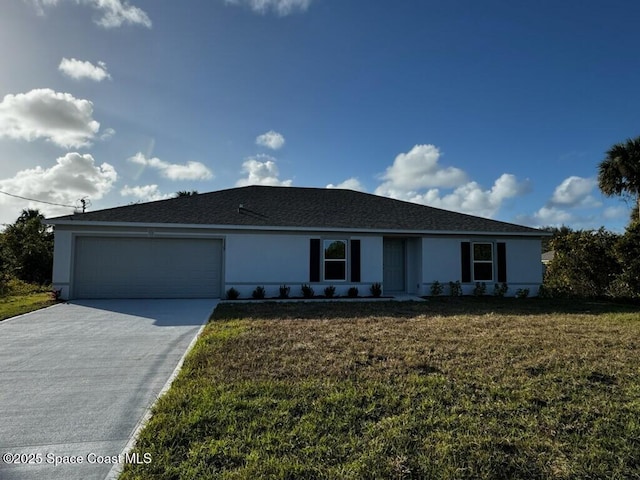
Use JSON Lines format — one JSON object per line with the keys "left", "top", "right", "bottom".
{"left": 383, "top": 238, "right": 405, "bottom": 292}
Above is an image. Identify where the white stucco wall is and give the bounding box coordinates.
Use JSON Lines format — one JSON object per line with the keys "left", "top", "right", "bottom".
{"left": 51, "top": 222, "right": 543, "bottom": 300}
{"left": 406, "top": 237, "right": 423, "bottom": 295}
{"left": 51, "top": 229, "right": 73, "bottom": 299}
{"left": 224, "top": 233, "right": 384, "bottom": 298}
{"left": 360, "top": 236, "right": 383, "bottom": 284}
{"left": 503, "top": 237, "right": 543, "bottom": 287}
{"left": 422, "top": 237, "right": 462, "bottom": 284}
{"left": 421, "top": 236, "right": 543, "bottom": 296}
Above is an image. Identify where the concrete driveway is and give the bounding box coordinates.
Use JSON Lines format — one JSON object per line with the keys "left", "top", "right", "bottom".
{"left": 0, "top": 299, "right": 217, "bottom": 480}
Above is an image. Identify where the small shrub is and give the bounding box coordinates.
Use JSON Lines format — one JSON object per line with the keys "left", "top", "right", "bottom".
{"left": 347, "top": 287, "right": 359, "bottom": 298}
{"left": 473, "top": 282, "right": 487, "bottom": 296}
{"left": 50, "top": 288, "right": 62, "bottom": 301}
{"left": 515, "top": 288, "right": 530, "bottom": 299}
{"left": 324, "top": 285, "right": 336, "bottom": 298}
{"left": 370, "top": 282, "right": 382, "bottom": 297}
{"left": 430, "top": 281, "right": 443, "bottom": 296}
{"left": 278, "top": 284, "right": 290, "bottom": 299}
{"left": 493, "top": 282, "right": 508, "bottom": 297}
{"left": 301, "top": 284, "right": 314, "bottom": 298}
{"left": 448, "top": 280, "right": 462, "bottom": 297}
{"left": 252, "top": 286, "right": 266, "bottom": 299}
{"left": 225, "top": 287, "right": 240, "bottom": 300}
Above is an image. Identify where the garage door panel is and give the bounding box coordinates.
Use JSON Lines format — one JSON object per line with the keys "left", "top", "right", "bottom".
{"left": 73, "top": 237, "right": 222, "bottom": 299}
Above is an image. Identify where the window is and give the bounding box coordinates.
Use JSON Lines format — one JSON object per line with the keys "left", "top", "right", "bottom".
{"left": 324, "top": 240, "right": 347, "bottom": 281}
{"left": 473, "top": 243, "right": 493, "bottom": 281}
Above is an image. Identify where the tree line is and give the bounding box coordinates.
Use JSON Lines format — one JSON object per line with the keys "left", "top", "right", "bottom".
{"left": 541, "top": 135, "right": 640, "bottom": 298}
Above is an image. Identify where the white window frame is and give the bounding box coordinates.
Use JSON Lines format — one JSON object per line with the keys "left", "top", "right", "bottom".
{"left": 323, "top": 239, "right": 347, "bottom": 282}
{"left": 472, "top": 242, "right": 494, "bottom": 282}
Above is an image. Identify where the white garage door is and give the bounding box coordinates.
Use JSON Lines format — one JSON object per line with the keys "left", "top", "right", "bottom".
{"left": 73, "top": 237, "right": 223, "bottom": 299}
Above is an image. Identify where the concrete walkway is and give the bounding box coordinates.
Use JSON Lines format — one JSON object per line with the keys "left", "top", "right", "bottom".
{"left": 0, "top": 299, "right": 217, "bottom": 480}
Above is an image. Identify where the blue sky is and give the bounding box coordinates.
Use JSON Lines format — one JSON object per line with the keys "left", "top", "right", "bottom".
{"left": 1, "top": 0, "right": 639, "bottom": 230}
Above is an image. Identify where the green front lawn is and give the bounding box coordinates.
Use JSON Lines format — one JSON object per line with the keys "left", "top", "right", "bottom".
{"left": 0, "top": 292, "right": 54, "bottom": 321}
{"left": 121, "top": 299, "right": 640, "bottom": 479}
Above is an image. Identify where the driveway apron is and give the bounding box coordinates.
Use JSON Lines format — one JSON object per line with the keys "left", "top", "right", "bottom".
{"left": 0, "top": 299, "right": 216, "bottom": 480}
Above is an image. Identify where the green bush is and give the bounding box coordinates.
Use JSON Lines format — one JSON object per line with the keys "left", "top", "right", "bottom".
{"left": 347, "top": 287, "right": 359, "bottom": 298}
{"left": 226, "top": 287, "right": 240, "bottom": 300}
{"left": 301, "top": 284, "right": 314, "bottom": 298}
{"left": 448, "top": 281, "right": 462, "bottom": 297}
{"left": 473, "top": 282, "right": 486, "bottom": 296}
{"left": 493, "top": 282, "right": 508, "bottom": 297}
{"left": 324, "top": 285, "right": 336, "bottom": 298}
{"left": 370, "top": 282, "right": 382, "bottom": 297}
{"left": 430, "top": 281, "right": 443, "bottom": 296}
{"left": 279, "top": 285, "right": 290, "bottom": 299}
{"left": 515, "top": 288, "right": 530, "bottom": 299}
{"left": 252, "top": 286, "right": 266, "bottom": 299}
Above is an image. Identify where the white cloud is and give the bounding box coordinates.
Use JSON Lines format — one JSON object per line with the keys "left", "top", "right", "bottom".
{"left": 26, "top": 0, "right": 151, "bottom": 28}
{"left": 0, "top": 88, "right": 100, "bottom": 148}
{"left": 256, "top": 130, "right": 285, "bottom": 150}
{"left": 128, "top": 152, "right": 213, "bottom": 181}
{"left": 236, "top": 155, "right": 292, "bottom": 186}
{"left": 100, "top": 127, "right": 116, "bottom": 140}
{"left": 326, "top": 177, "right": 365, "bottom": 192}
{"left": 376, "top": 144, "right": 468, "bottom": 193}
{"left": 374, "top": 144, "right": 528, "bottom": 218}
{"left": 531, "top": 206, "right": 574, "bottom": 226}
{"left": 403, "top": 174, "right": 531, "bottom": 218}
{"left": 59, "top": 57, "right": 111, "bottom": 81}
{"left": 224, "top": 0, "right": 312, "bottom": 16}
{"left": 120, "top": 184, "right": 172, "bottom": 202}
{"left": 550, "top": 176, "right": 599, "bottom": 207}
{"left": 0, "top": 152, "right": 117, "bottom": 222}
{"left": 603, "top": 205, "right": 628, "bottom": 220}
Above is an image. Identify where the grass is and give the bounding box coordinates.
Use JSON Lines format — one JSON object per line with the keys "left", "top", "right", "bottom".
{"left": 121, "top": 298, "right": 640, "bottom": 479}
{"left": 0, "top": 278, "right": 54, "bottom": 321}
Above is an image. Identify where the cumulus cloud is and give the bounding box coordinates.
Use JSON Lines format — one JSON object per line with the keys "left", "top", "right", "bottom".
{"left": 376, "top": 144, "right": 468, "bottom": 193}
{"left": 256, "top": 130, "right": 285, "bottom": 150}
{"left": 404, "top": 174, "right": 531, "bottom": 218}
{"left": 0, "top": 152, "right": 117, "bottom": 221}
{"left": 224, "top": 0, "right": 312, "bottom": 16}
{"left": 0, "top": 88, "right": 100, "bottom": 148}
{"left": 326, "top": 177, "right": 365, "bottom": 192}
{"left": 120, "top": 184, "right": 172, "bottom": 202}
{"left": 518, "top": 176, "right": 607, "bottom": 228}
{"left": 549, "top": 176, "right": 599, "bottom": 207}
{"left": 373, "top": 145, "right": 528, "bottom": 218}
{"left": 59, "top": 58, "right": 111, "bottom": 81}
{"left": 530, "top": 206, "right": 574, "bottom": 226}
{"left": 236, "top": 154, "right": 292, "bottom": 186}
{"left": 27, "top": 0, "right": 151, "bottom": 28}
{"left": 128, "top": 152, "right": 213, "bottom": 181}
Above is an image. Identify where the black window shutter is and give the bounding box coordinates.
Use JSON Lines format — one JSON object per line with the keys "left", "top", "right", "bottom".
{"left": 497, "top": 242, "right": 507, "bottom": 283}
{"left": 350, "top": 239, "right": 361, "bottom": 282}
{"left": 310, "top": 239, "right": 321, "bottom": 282}
{"left": 461, "top": 242, "right": 471, "bottom": 283}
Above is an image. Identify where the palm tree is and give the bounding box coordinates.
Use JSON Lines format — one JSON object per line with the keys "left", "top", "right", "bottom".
{"left": 175, "top": 190, "right": 198, "bottom": 197}
{"left": 598, "top": 136, "right": 640, "bottom": 223}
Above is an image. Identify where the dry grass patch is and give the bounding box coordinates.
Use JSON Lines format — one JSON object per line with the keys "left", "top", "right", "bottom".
{"left": 122, "top": 299, "right": 640, "bottom": 479}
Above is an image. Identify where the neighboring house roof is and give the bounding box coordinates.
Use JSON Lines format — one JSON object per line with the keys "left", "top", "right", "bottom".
{"left": 541, "top": 250, "right": 555, "bottom": 263}
{"left": 47, "top": 185, "right": 544, "bottom": 234}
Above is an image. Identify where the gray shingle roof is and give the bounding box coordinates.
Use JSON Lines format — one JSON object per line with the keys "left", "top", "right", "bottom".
{"left": 47, "top": 185, "right": 542, "bottom": 234}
